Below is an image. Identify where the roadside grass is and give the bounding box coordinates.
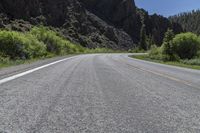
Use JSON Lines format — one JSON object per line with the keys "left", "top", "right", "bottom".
{"left": 0, "top": 49, "right": 122, "bottom": 69}
{"left": 0, "top": 47, "right": 124, "bottom": 69}
{"left": 131, "top": 54, "right": 200, "bottom": 70}
{"left": 0, "top": 58, "right": 40, "bottom": 69}
{"left": 181, "top": 58, "right": 200, "bottom": 66}
{"left": 0, "top": 54, "right": 78, "bottom": 69}
{"left": 0, "top": 55, "right": 55, "bottom": 69}
{"left": 84, "top": 47, "right": 126, "bottom": 54}
{"left": 0, "top": 26, "right": 124, "bottom": 69}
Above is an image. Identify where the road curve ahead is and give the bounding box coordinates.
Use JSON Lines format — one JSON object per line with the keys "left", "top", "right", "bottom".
{"left": 0, "top": 54, "right": 200, "bottom": 133}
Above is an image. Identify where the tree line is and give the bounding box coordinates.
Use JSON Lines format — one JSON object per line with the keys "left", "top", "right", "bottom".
{"left": 169, "top": 10, "right": 200, "bottom": 35}
{"left": 136, "top": 8, "right": 183, "bottom": 50}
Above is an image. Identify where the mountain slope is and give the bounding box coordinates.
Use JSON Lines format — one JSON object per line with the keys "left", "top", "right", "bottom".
{"left": 81, "top": 0, "right": 140, "bottom": 42}
{"left": 0, "top": 0, "right": 183, "bottom": 49}
{"left": 0, "top": 0, "right": 135, "bottom": 50}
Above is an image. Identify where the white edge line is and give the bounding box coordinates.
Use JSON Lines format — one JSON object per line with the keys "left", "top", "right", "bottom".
{"left": 0, "top": 56, "right": 77, "bottom": 85}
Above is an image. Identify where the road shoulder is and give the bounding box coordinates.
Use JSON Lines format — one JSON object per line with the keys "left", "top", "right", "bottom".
{"left": 0, "top": 55, "right": 76, "bottom": 79}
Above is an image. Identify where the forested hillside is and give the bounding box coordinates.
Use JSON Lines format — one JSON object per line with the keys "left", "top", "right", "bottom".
{"left": 133, "top": 9, "right": 200, "bottom": 69}
{"left": 169, "top": 10, "right": 200, "bottom": 35}
{"left": 136, "top": 8, "right": 183, "bottom": 46}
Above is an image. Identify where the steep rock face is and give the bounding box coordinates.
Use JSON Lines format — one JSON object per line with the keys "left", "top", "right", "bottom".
{"left": 0, "top": 0, "right": 41, "bottom": 19}
{"left": 81, "top": 0, "right": 140, "bottom": 42}
{"left": 0, "top": 0, "right": 76, "bottom": 26}
{"left": 60, "top": 0, "right": 134, "bottom": 49}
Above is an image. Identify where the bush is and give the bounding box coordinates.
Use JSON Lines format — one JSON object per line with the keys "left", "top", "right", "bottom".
{"left": 181, "top": 58, "right": 200, "bottom": 66}
{"left": 172, "top": 32, "right": 200, "bottom": 59}
{"left": 0, "top": 30, "right": 46, "bottom": 59}
{"left": 0, "top": 53, "right": 10, "bottom": 63}
{"left": 197, "top": 51, "right": 200, "bottom": 58}
{"left": 149, "top": 45, "right": 163, "bottom": 60}
{"left": 30, "top": 26, "right": 85, "bottom": 55}
{"left": 129, "top": 47, "right": 145, "bottom": 53}
{"left": 30, "top": 26, "right": 64, "bottom": 54}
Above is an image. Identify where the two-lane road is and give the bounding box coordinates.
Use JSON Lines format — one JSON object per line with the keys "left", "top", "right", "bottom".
{"left": 0, "top": 54, "right": 200, "bottom": 133}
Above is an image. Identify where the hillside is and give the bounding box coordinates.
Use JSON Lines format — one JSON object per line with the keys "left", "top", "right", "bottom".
{"left": 0, "top": 0, "right": 182, "bottom": 49}
{"left": 136, "top": 8, "right": 183, "bottom": 46}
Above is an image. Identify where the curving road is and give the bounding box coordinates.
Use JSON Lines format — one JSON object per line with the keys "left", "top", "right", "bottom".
{"left": 0, "top": 54, "right": 200, "bottom": 133}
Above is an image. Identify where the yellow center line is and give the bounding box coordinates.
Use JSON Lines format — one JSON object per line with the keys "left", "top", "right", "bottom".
{"left": 112, "top": 55, "right": 199, "bottom": 90}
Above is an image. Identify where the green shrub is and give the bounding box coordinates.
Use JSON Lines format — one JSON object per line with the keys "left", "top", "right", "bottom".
{"left": 181, "top": 58, "right": 200, "bottom": 66}
{"left": 30, "top": 26, "right": 85, "bottom": 54}
{"left": 197, "top": 51, "right": 200, "bottom": 58}
{"left": 0, "top": 30, "right": 46, "bottom": 59}
{"left": 30, "top": 26, "right": 63, "bottom": 54}
{"left": 129, "top": 47, "right": 145, "bottom": 53}
{"left": 149, "top": 45, "right": 163, "bottom": 60}
{"left": 172, "top": 32, "right": 200, "bottom": 59}
{"left": 0, "top": 53, "right": 10, "bottom": 63}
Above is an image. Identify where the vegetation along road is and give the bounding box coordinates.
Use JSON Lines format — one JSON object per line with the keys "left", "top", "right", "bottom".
{"left": 0, "top": 54, "right": 200, "bottom": 132}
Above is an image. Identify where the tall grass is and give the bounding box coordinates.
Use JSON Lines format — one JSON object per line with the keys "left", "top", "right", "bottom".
{"left": 181, "top": 58, "right": 200, "bottom": 66}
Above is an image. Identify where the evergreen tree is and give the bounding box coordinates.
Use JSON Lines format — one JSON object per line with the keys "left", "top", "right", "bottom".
{"left": 147, "top": 34, "right": 154, "bottom": 49}
{"left": 139, "top": 24, "right": 147, "bottom": 50}
{"left": 136, "top": 8, "right": 183, "bottom": 47}
{"left": 169, "top": 10, "right": 200, "bottom": 35}
{"left": 161, "top": 29, "right": 176, "bottom": 61}
{"left": 138, "top": 11, "right": 148, "bottom": 51}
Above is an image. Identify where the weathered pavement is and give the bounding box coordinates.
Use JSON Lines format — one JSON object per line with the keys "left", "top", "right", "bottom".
{"left": 0, "top": 54, "right": 200, "bottom": 133}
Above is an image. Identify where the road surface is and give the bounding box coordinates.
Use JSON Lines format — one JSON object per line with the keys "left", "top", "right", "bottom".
{"left": 0, "top": 54, "right": 200, "bottom": 133}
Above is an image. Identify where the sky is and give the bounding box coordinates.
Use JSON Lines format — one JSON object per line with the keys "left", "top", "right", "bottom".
{"left": 134, "top": 0, "right": 200, "bottom": 17}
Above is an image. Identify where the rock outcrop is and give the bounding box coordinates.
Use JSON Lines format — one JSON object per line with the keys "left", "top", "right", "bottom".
{"left": 0, "top": 0, "right": 136, "bottom": 50}
{"left": 81, "top": 0, "right": 141, "bottom": 42}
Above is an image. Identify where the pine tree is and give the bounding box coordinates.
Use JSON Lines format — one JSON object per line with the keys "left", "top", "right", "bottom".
{"left": 169, "top": 10, "right": 200, "bottom": 35}
{"left": 147, "top": 34, "right": 154, "bottom": 49}
{"left": 162, "top": 29, "right": 176, "bottom": 61}
{"left": 139, "top": 24, "right": 147, "bottom": 50}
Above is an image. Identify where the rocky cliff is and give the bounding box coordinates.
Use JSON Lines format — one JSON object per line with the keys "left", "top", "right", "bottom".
{"left": 81, "top": 0, "right": 140, "bottom": 42}
{"left": 0, "top": 0, "right": 136, "bottom": 49}
{"left": 0, "top": 0, "right": 182, "bottom": 49}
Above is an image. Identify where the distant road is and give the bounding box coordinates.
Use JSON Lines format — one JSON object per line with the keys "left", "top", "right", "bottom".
{"left": 0, "top": 54, "right": 200, "bottom": 133}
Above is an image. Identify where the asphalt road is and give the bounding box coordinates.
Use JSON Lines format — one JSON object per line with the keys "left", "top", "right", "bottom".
{"left": 0, "top": 54, "right": 200, "bottom": 133}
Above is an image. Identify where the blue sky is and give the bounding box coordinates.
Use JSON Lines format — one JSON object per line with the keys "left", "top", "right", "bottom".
{"left": 135, "top": 0, "right": 200, "bottom": 17}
